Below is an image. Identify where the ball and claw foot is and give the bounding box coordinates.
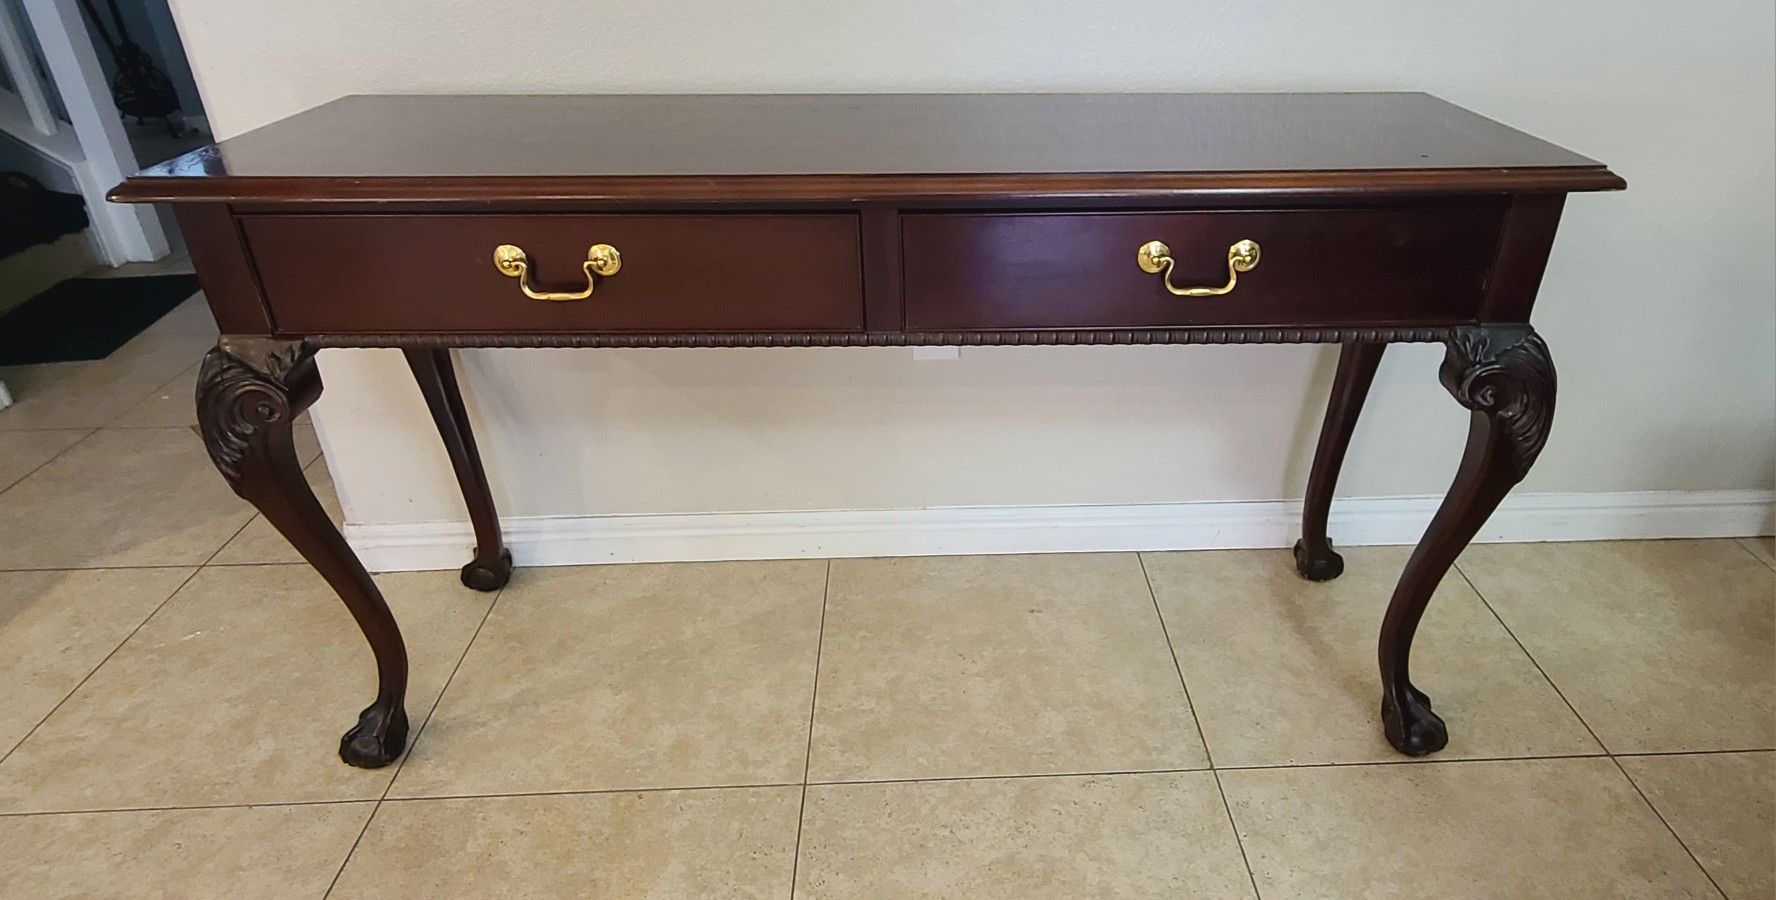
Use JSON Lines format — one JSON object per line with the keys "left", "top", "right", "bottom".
{"left": 1381, "top": 684, "right": 1448, "bottom": 756}
{"left": 339, "top": 703, "right": 409, "bottom": 769}
{"left": 459, "top": 548, "right": 514, "bottom": 592}
{"left": 1292, "top": 538, "right": 1345, "bottom": 581}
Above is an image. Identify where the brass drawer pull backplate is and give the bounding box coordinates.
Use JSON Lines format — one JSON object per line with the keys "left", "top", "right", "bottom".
{"left": 1137, "top": 239, "right": 1261, "bottom": 297}
{"left": 493, "top": 243, "right": 622, "bottom": 301}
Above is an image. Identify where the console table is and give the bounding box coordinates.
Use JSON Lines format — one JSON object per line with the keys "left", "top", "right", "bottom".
{"left": 110, "top": 93, "right": 1622, "bottom": 769}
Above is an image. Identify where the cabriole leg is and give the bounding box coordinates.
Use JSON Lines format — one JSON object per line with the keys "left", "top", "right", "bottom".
{"left": 1378, "top": 325, "right": 1554, "bottom": 755}
{"left": 403, "top": 347, "right": 512, "bottom": 591}
{"left": 1295, "top": 340, "right": 1386, "bottom": 580}
{"left": 196, "top": 338, "right": 410, "bottom": 768}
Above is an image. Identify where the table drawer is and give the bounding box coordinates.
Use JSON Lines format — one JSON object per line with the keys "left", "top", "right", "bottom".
{"left": 902, "top": 208, "right": 1505, "bottom": 331}
{"left": 242, "top": 214, "right": 865, "bottom": 334}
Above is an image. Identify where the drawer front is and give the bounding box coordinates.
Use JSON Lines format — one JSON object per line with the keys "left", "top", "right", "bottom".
{"left": 242, "top": 214, "right": 864, "bottom": 334}
{"left": 902, "top": 208, "right": 1505, "bottom": 331}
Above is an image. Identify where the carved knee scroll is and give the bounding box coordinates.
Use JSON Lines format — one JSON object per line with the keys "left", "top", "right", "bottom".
{"left": 1377, "top": 325, "right": 1554, "bottom": 756}
{"left": 1439, "top": 326, "right": 1556, "bottom": 482}
{"left": 196, "top": 338, "right": 319, "bottom": 488}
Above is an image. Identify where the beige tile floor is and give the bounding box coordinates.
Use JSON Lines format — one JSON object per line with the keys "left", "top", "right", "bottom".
{"left": 1, "top": 299, "right": 1772, "bottom": 898}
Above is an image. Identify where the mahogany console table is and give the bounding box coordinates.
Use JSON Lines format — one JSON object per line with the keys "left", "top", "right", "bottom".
{"left": 111, "top": 93, "right": 1622, "bottom": 769}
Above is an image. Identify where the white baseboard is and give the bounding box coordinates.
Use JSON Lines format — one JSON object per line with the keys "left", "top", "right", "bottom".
{"left": 345, "top": 489, "right": 1775, "bottom": 573}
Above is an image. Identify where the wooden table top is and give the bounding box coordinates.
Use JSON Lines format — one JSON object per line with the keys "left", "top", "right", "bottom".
{"left": 113, "top": 92, "right": 1623, "bottom": 204}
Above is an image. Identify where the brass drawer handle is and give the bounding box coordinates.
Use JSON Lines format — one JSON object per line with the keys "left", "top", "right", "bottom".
{"left": 1137, "top": 239, "right": 1261, "bottom": 297}
{"left": 493, "top": 243, "right": 621, "bottom": 301}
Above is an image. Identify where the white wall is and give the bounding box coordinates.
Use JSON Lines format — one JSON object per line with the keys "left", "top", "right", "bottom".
{"left": 164, "top": 0, "right": 1775, "bottom": 560}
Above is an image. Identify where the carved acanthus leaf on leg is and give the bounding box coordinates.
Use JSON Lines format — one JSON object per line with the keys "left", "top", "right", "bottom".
{"left": 195, "top": 338, "right": 315, "bottom": 486}
{"left": 1440, "top": 325, "right": 1556, "bottom": 483}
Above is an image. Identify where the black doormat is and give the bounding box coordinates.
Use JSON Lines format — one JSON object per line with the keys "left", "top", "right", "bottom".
{"left": 0, "top": 275, "right": 199, "bottom": 365}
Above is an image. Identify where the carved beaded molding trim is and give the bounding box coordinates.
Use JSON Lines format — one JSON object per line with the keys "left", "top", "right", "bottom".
{"left": 303, "top": 326, "right": 1460, "bottom": 350}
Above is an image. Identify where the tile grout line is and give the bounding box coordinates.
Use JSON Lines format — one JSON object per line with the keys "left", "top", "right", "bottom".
{"left": 2, "top": 541, "right": 1761, "bottom": 892}
{"left": 1131, "top": 555, "right": 1216, "bottom": 766}
{"left": 1610, "top": 747, "right": 1776, "bottom": 760}
{"left": 0, "top": 425, "right": 117, "bottom": 432}
{"left": 0, "top": 418, "right": 315, "bottom": 575}
{"left": 787, "top": 558, "right": 833, "bottom": 900}
{"left": 0, "top": 511, "right": 255, "bottom": 768}
{"left": 376, "top": 578, "right": 508, "bottom": 794}
{"left": 323, "top": 573, "right": 509, "bottom": 899}
{"left": 0, "top": 783, "right": 808, "bottom": 819}
{"left": 1609, "top": 756, "right": 1730, "bottom": 900}
{"left": 0, "top": 797, "right": 378, "bottom": 818}
{"left": 815, "top": 765, "right": 1215, "bottom": 788}
{"left": 1215, "top": 751, "right": 1609, "bottom": 773}
{"left": 0, "top": 553, "right": 334, "bottom": 576}
{"left": 0, "top": 544, "right": 332, "bottom": 576}
{"left": 26, "top": 747, "right": 1776, "bottom": 818}
{"left": 1730, "top": 536, "right": 1776, "bottom": 573}
{"left": 1, "top": 338, "right": 201, "bottom": 438}
{"left": 0, "top": 417, "right": 254, "bottom": 516}
{"left": 349, "top": 781, "right": 806, "bottom": 806}
{"left": 1136, "top": 552, "right": 1265, "bottom": 900}
{"left": 1450, "top": 562, "right": 1610, "bottom": 752}
{"left": 0, "top": 565, "right": 202, "bottom": 768}
{"left": 1451, "top": 560, "right": 1729, "bottom": 900}
{"left": 0, "top": 427, "right": 99, "bottom": 501}
{"left": 9, "top": 748, "right": 1771, "bottom": 818}
{"left": 0, "top": 563, "right": 206, "bottom": 573}
{"left": 95, "top": 358, "right": 204, "bottom": 430}
{"left": 0, "top": 354, "right": 199, "bottom": 445}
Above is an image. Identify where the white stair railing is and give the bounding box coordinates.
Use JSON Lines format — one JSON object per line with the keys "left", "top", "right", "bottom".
{"left": 0, "top": 1, "right": 58, "bottom": 135}
{"left": 1, "top": 0, "right": 167, "bottom": 265}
